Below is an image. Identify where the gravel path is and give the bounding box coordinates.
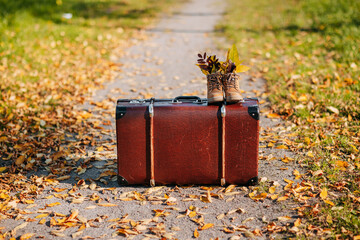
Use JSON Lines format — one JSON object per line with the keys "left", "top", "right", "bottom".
{"left": 1, "top": 0, "right": 301, "bottom": 239}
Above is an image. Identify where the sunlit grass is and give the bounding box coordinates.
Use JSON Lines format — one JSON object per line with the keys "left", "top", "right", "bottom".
{"left": 220, "top": 0, "right": 360, "bottom": 237}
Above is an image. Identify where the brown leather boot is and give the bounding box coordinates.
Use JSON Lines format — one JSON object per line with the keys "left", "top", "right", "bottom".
{"left": 222, "top": 73, "right": 242, "bottom": 102}
{"left": 207, "top": 73, "right": 224, "bottom": 103}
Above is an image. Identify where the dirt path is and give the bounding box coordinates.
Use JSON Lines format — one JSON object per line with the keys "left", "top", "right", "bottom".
{"left": 1, "top": 0, "right": 301, "bottom": 239}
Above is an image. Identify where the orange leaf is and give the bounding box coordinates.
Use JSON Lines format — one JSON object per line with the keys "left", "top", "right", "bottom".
{"left": 15, "top": 155, "right": 26, "bottom": 166}
{"left": 46, "top": 202, "right": 61, "bottom": 207}
{"left": 199, "top": 223, "right": 214, "bottom": 230}
{"left": 20, "top": 233, "right": 35, "bottom": 240}
{"left": 38, "top": 219, "right": 46, "bottom": 225}
{"left": 267, "top": 113, "right": 281, "bottom": 119}
{"left": 188, "top": 211, "right": 197, "bottom": 218}
{"left": 249, "top": 192, "right": 267, "bottom": 201}
{"left": 294, "top": 218, "right": 301, "bottom": 227}
{"left": 194, "top": 229, "right": 199, "bottom": 238}
{"left": 277, "top": 196, "right": 288, "bottom": 201}
{"left": 324, "top": 200, "right": 334, "bottom": 206}
{"left": 52, "top": 187, "right": 67, "bottom": 193}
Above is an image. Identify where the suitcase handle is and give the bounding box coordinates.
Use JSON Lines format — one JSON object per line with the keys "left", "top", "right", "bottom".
{"left": 173, "top": 96, "right": 202, "bottom": 103}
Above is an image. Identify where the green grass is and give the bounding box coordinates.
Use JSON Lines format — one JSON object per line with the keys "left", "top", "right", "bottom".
{"left": 220, "top": 0, "right": 360, "bottom": 237}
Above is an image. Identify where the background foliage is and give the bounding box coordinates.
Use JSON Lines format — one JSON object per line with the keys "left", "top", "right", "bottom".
{"left": 220, "top": 0, "right": 360, "bottom": 237}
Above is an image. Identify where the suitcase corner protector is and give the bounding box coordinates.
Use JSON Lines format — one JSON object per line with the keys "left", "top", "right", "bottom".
{"left": 116, "top": 106, "right": 127, "bottom": 119}
{"left": 247, "top": 177, "right": 258, "bottom": 186}
{"left": 248, "top": 105, "right": 259, "bottom": 120}
{"left": 117, "top": 175, "right": 128, "bottom": 185}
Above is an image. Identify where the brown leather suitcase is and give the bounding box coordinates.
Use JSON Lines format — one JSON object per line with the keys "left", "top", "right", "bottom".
{"left": 116, "top": 96, "right": 259, "bottom": 186}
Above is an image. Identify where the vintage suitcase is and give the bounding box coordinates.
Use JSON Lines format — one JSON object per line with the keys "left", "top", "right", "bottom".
{"left": 116, "top": 96, "right": 259, "bottom": 186}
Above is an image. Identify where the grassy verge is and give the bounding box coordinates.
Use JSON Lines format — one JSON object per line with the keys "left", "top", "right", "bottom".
{"left": 0, "top": 0, "right": 177, "bottom": 172}
{"left": 219, "top": 0, "right": 360, "bottom": 238}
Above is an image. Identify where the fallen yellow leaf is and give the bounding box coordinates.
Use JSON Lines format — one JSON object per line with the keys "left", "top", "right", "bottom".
{"left": 20, "top": 233, "right": 35, "bottom": 240}
{"left": 225, "top": 185, "right": 236, "bottom": 193}
{"left": 52, "top": 187, "right": 67, "bottom": 192}
{"left": 46, "top": 202, "right": 61, "bottom": 207}
{"left": 38, "top": 219, "right": 46, "bottom": 225}
{"left": 249, "top": 192, "right": 267, "bottom": 201}
{"left": 353, "top": 235, "right": 360, "bottom": 240}
{"left": 320, "top": 188, "right": 327, "bottom": 200}
{"left": 35, "top": 214, "right": 49, "bottom": 218}
{"left": 188, "top": 211, "right": 197, "bottom": 218}
{"left": 194, "top": 229, "right": 199, "bottom": 238}
{"left": 199, "top": 223, "right": 214, "bottom": 230}
{"left": 307, "top": 151, "right": 314, "bottom": 158}
{"left": 277, "top": 196, "right": 288, "bottom": 201}
{"left": 324, "top": 200, "right": 334, "bottom": 206}
{"left": 269, "top": 186, "right": 276, "bottom": 194}
{"left": 294, "top": 218, "right": 301, "bottom": 227}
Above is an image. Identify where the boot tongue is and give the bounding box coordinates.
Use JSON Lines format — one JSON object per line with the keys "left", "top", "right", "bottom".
{"left": 209, "top": 78, "right": 221, "bottom": 91}
{"left": 225, "top": 74, "right": 238, "bottom": 89}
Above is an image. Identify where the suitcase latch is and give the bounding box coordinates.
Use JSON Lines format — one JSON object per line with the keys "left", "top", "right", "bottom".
{"left": 221, "top": 104, "right": 226, "bottom": 117}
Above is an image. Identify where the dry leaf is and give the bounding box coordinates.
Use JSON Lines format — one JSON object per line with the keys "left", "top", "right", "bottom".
{"left": 194, "top": 229, "right": 199, "bottom": 238}
{"left": 50, "top": 230, "right": 65, "bottom": 237}
{"left": 229, "top": 236, "right": 241, "bottom": 240}
{"left": 267, "top": 113, "right": 281, "bottom": 119}
{"left": 46, "top": 202, "right": 61, "bottom": 207}
{"left": 324, "top": 199, "right": 335, "bottom": 206}
{"left": 97, "top": 203, "right": 117, "bottom": 207}
{"left": 19, "top": 233, "right": 35, "bottom": 240}
{"left": 277, "top": 216, "right": 292, "bottom": 222}
{"left": 277, "top": 196, "right": 288, "bottom": 201}
{"left": 85, "top": 205, "right": 97, "bottom": 210}
{"left": 72, "top": 231, "right": 83, "bottom": 239}
{"left": 199, "top": 223, "right": 214, "bottom": 230}
{"left": 68, "top": 209, "right": 79, "bottom": 221}
{"left": 327, "top": 106, "right": 339, "bottom": 114}
{"left": 320, "top": 188, "right": 327, "bottom": 200}
{"left": 38, "top": 219, "right": 46, "bottom": 225}
{"left": 11, "top": 222, "right": 28, "bottom": 236}
{"left": 225, "top": 185, "right": 236, "bottom": 193}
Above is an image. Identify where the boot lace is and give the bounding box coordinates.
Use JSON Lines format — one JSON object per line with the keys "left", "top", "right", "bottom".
{"left": 224, "top": 74, "right": 239, "bottom": 90}
{"left": 208, "top": 75, "right": 222, "bottom": 91}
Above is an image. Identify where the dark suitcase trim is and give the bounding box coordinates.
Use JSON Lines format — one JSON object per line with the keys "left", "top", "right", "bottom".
{"left": 248, "top": 105, "right": 260, "bottom": 120}
{"left": 117, "top": 175, "right": 128, "bottom": 185}
{"left": 116, "top": 106, "right": 127, "bottom": 120}
{"left": 117, "top": 175, "right": 259, "bottom": 186}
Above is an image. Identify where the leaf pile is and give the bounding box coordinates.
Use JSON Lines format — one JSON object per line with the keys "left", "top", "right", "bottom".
{"left": 0, "top": 0, "right": 177, "bottom": 237}
{"left": 221, "top": 0, "right": 360, "bottom": 237}
{"left": 0, "top": 182, "right": 298, "bottom": 239}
